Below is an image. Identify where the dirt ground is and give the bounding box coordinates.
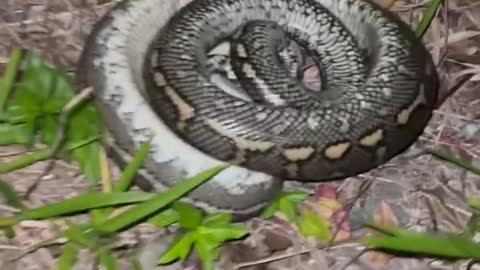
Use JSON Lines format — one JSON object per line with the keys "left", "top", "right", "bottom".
{"left": 1, "top": 0, "right": 480, "bottom": 269}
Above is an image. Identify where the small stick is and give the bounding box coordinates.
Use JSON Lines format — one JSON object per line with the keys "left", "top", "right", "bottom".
{"left": 24, "top": 87, "right": 94, "bottom": 199}
{"left": 233, "top": 248, "right": 313, "bottom": 269}
{"left": 327, "top": 178, "right": 373, "bottom": 248}
{"left": 338, "top": 248, "right": 372, "bottom": 270}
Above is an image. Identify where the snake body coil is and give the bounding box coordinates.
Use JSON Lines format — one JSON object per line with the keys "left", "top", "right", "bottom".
{"left": 76, "top": 0, "right": 439, "bottom": 220}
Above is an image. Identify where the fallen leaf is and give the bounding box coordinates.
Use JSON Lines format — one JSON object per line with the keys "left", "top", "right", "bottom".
{"left": 373, "top": 0, "right": 397, "bottom": 9}
{"left": 314, "top": 184, "right": 338, "bottom": 199}
{"left": 303, "top": 185, "right": 352, "bottom": 242}
{"left": 361, "top": 201, "right": 399, "bottom": 269}
{"left": 373, "top": 200, "right": 399, "bottom": 228}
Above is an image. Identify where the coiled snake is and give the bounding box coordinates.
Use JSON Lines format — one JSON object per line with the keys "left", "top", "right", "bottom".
{"left": 76, "top": 0, "right": 439, "bottom": 221}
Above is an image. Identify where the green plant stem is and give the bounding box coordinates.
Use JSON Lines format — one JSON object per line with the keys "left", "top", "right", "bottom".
{"left": 0, "top": 48, "right": 23, "bottom": 114}
{"left": 114, "top": 141, "right": 151, "bottom": 192}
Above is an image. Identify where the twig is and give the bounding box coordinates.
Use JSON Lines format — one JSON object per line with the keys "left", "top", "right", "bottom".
{"left": 338, "top": 248, "right": 372, "bottom": 270}
{"left": 434, "top": 74, "right": 473, "bottom": 110}
{"left": 233, "top": 248, "right": 313, "bottom": 269}
{"left": 23, "top": 87, "right": 94, "bottom": 198}
{"left": 467, "top": 259, "right": 479, "bottom": 270}
{"left": 327, "top": 178, "right": 373, "bottom": 247}
{"left": 9, "top": 236, "right": 68, "bottom": 262}
{"left": 437, "top": 0, "right": 449, "bottom": 66}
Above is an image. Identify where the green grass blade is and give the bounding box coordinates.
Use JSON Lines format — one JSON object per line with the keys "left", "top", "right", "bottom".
{"left": 21, "top": 191, "right": 155, "bottom": 220}
{"left": 64, "top": 222, "right": 97, "bottom": 249}
{"left": 148, "top": 208, "right": 179, "bottom": 228}
{"left": 0, "top": 148, "right": 52, "bottom": 173}
{"left": 94, "top": 165, "right": 228, "bottom": 234}
{"left": 0, "top": 135, "right": 98, "bottom": 174}
{"left": 0, "top": 48, "right": 23, "bottom": 114}
{"left": 364, "top": 225, "right": 480, "bottom": 260}
{"left": 57, "top": 243, "right": 79, "bottom": 270}
{"left": 114, "top": 141, "right": 151, "bottom": 192}
{"left": 0, "top": 217, "right": 18, "bottom": 228}
{"left": 416, "top": 0, "right": 443, "bottom": 38}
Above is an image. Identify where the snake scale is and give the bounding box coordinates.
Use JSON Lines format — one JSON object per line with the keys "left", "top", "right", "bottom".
{"left": 76, "top": 0, "right": 439, "bottom": 221}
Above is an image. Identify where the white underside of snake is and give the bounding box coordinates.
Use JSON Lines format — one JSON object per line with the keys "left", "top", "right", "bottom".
{"left": 76, "top": 0, "right": 439, "bottom": 221}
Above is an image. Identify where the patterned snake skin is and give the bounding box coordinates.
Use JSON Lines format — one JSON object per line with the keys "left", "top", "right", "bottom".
{"left": 76, "top": 0, "right": 439, "bottom": 221}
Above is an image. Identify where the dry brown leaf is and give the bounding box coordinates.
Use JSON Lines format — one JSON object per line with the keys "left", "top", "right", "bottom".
{"left": 373, "top": 0, "right": 397, "bottom": 9}
{"left": 361, "top": 250, "right": 394, "bottom": 270}
{"left": 305, "top": 184, "right": 352, "bottom": 242}
{"left": 373, "top": 200, "right": 399, "bottom": 228}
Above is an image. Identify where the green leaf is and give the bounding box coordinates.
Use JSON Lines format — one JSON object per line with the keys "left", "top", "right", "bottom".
{"left": 1, "top": 50, "right": 102, "bottom": 184}
{"left": 12, "top": 51, "right": 103, "bottom": 183}
{"left": 39, "top": 115, "right": 59, "bottom": 147}
{"left": 283, "top": 191, "right": 310, "bottom": 203}
{"left": 260, "top": 202, "right": 278, "bottom": 219}
{"left": 21, "top": 191, "right": 155, "bottom": 220}
{"left": 94, "top": 165, "right": 227, "bottom": 235}
{"left": 195, "top": 234, "right": 220, "bottom": 270}
{"left": 260, "top": 191, "right": 308, "bottom": 221}
{"left": 469, "top": 198, "right": 480, "bottom": 210}
{"left": 148, "top": 208, "right": 180, "bottom": 228}
{"left": 47, "top": 68, "right": 76, "bottom": 102}
{"left": 0, "top": 217, "right": 19, "bottom": 228}
{"left": 158, "top": 231, "right": 196, "bottom": 264}
{"left": 364, "top": 225, "right": 480, "bottom": 260}
{"left": 20, "top": 52, "right": 67, "bottom": 104}
{"left": 0, "top": 147, "right": 53, "bottom": 173}
{"left": 98, "top": 248, "right": 118, "bottom": 270}
{"left": 90, "top": 209, "right": 109, "bottom": 227}
{"left": 172, "top": 201, "right": 203, "bottom": 230}
{"left": 57, "top": 243, "right": 78, "bottom": 270}
{"left": 61, "top": 98, "right": 102, "bottom": 183}
{"left": 0, "top": 123, "right": 34, "bottom": 145}
{"left": 0, "top": 178, "right": 24, "bottom": 209}
{"left": 198, "top": 225, "right": 249, "bottom": 243}
{"left": 2, "top": 104, "right": 29, "bottom": 123}
{"left": 14, "top": 89, "right": 40, "bottom": 120}
{"left": 202, "top": 213, "right": 232, "bottom": 227}
{"left": 278, "top": 197, "right": 298, "bottom": 221}
{"left": 296, "top": 209, "right": 332, "bottom": 241}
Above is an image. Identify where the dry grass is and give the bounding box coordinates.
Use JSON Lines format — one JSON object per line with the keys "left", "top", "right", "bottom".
{"left": 1, "top": 0, "right": 480, "bottom": 269}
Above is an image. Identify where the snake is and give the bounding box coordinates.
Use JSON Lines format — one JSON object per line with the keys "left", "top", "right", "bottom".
{"left": 75, "top": 0, "right": 439, "bottom": 221}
